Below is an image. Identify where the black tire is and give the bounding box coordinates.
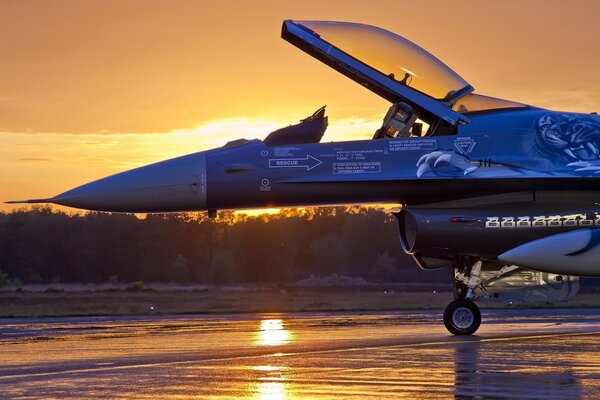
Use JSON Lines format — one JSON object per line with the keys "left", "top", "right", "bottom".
{"left": 443, "top": 299, "right": 481, "bottom": 335}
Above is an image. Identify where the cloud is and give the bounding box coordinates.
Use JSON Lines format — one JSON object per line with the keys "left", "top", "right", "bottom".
{"left": 1, "top": 115, "right": 380, "bottom": 171}
{"left": 0, "top": 115, "right": 379, "bottom": 141}
{"left": 18, "top": 157, "right": 51, "bottom": 162}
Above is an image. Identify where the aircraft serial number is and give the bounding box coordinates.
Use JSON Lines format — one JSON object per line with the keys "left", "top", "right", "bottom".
{"left": 485, "top": 214, "right": 600, "bottom": 228}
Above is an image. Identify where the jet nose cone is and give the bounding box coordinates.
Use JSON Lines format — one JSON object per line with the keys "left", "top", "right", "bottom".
{"left": 52, "top": 152, "right": 207, "bottom": 213}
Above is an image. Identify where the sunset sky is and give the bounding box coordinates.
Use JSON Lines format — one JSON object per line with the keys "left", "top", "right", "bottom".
{"left": 1, "top": 0, "right": 599, "bottom": 212}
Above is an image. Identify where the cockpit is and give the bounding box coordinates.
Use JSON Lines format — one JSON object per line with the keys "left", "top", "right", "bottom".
{"left": 374, "top": 93, "right": 527, "bottom": 139}
{"left": 270, "top": 20, "right": 529, "bottom": 145}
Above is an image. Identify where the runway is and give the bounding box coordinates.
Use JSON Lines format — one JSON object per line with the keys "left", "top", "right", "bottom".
{"left": 1, "top": 309, "right": 600, "bottom": 399}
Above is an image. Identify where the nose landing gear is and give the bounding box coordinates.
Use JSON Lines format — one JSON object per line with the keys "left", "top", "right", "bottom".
{"left": 444, "top": 259, "right": 484, "bottom": 335}
{"left": 443, "top": 299, "right": 481, "bottom": 335}
{"left": 443, "top": 259, "right": 520, "bottom": 335}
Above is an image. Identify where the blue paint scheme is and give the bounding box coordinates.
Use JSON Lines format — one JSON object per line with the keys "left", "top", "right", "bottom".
{"left": 202, "top": 108, "right": 599, "bottom": 210}
{"left": 499, "top": 228, "right": 600, "bottom": 277}
{"left": 566, "top": 229, "right": 600, "bottom": 256}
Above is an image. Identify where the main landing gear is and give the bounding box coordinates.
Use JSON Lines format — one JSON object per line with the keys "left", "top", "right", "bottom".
{"left": 443, "top": 258, "right": 519, "bottom": 335}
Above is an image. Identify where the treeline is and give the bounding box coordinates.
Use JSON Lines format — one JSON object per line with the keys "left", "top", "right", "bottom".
{"left": 0, "top": 206, "right": 451, "bottom": 285}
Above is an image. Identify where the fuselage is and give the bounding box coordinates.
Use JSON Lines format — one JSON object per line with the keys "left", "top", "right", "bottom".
{"left": 45, "top": 108, "right": 599, "bottom": 214}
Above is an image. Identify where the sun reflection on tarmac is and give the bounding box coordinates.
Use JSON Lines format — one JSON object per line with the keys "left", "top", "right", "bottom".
{"left": 252, "top": 318, "right": 292, "bottom": 398}
{"left": 255, "top": 318, "right": 292, "bottom": 346}
{"left": 251, "top": 365, "right": 290, "bottom": 400}
{"left": 254, "top": 365, "right": 284, "bottom": 372}
{"left": 254, "top": 381, "right": 289, "bottom": 400}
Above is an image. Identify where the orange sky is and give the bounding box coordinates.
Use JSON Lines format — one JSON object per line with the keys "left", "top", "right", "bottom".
{"left": 1, "top": 0, "right": 599, "bottom": 212}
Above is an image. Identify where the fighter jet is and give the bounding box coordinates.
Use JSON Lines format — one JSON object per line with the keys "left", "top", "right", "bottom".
{"left": 9, "top": 20, "right": 600, "bottom": 335}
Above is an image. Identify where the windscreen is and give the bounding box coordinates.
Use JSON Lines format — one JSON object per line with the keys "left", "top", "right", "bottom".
{"left": 453, "top": 93, "right": 528, "bottom": 114}
{"left": 298, "top": 21, "right": 470, "bottom": 100}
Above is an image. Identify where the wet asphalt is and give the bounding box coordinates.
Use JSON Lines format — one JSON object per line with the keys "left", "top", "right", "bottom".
{"left": 1, "top": 309, "right": 600, "bottom": 399}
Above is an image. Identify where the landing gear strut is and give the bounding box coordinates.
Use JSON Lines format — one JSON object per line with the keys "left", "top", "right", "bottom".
{"left": 444, "top": 259, "right": 483, "bottom": 335}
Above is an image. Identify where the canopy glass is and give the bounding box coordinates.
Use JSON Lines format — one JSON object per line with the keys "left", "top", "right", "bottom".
{"left": 298, "top": 21, "right": 470, "bottom": 101}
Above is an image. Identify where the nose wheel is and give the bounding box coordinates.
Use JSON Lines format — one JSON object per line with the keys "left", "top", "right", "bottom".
{"left": 443, "top": 258, "right": 485, "bottom": 335}
{"left": 443, "top": 259, "right": 518, "bottom": 335}
{"left": 443, "top": 299, "right": 481, "bottom": 335}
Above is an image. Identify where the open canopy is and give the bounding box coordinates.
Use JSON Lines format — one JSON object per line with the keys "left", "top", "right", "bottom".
{"left": 282, "top": 20, "right": 473, "bottom": 126}
{"left": 299, "top": 21, "right": 469, "bottom": 101}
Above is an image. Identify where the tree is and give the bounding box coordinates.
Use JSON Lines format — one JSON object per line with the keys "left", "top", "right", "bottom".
{"left": 0, "top": 206, "right": 438, "bottom": 285}
{"left": 169, "top": 254, "right": 190, "bottom": 283}
{"left": 370, "top": 252, "right": 398, "bottom": 281}
{"left": 309, "top": 234, "right": 350, "bottom": 275}
{"left": 210, "top": 248, "right": 238, "bottom": 284}
{"left": 0, "top": 269, "right": 11, "bottom": 286}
